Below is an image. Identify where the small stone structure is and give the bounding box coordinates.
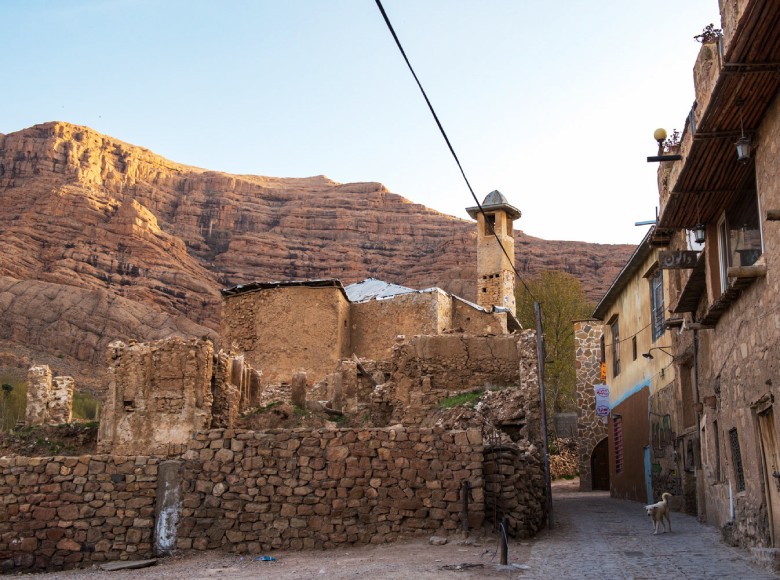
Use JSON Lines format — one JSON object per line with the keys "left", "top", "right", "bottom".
{"left": 483, "top": 443, "right": 546, "bottom": 537}
{"left": 25, "top": 365, "right": 74, "bottom": 426}
{"left": 574, "top": 320, "right": 608, "bottom": 491}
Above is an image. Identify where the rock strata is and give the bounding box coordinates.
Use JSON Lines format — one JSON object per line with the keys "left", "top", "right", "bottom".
{"left": 0, "top": 122, "right": 634, "bottom": 388}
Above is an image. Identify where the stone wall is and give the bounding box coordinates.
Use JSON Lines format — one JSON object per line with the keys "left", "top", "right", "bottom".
{"left": 175, "top": 427, "right": 484, "bottom": 551}
{"left": 25, "top": 365, "right": 74, "bottom": 426}
{"left": 483, "top": 443, "right": 546, "bottom": 538}
{"left": 0, "top": 427, "right": 500, "bottom": 572}
{"left": 574, "top": 320, "right": 607, "bottom": 491}
{"left": 0, "top": 455, "right": 159, "bottom": 571}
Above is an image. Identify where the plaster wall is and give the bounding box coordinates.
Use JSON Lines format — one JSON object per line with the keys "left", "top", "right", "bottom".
{"left": 350, "top": 290, "right": 449, "bottom": 361}
{"left": 221, "top": 286, "right": 350, "bottom": 385}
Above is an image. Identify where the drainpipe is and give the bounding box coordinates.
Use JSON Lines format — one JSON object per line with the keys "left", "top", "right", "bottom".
{"left": 692, "top": 314, "right": 703, "bottom": 519}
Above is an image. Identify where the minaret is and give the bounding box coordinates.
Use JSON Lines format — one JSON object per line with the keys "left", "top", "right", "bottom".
{"left": 466, "top": 190, "right": 521, "bottom": 315}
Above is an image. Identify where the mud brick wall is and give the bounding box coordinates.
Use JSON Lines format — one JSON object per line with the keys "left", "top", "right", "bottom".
{"left": 177, "top": 427, "right": 485, "bottom": 552}
{"left": 0, "top": 455, "right": 159, "bottom": 572}
{"left": 483, "top": 443, "right": 546, "bottom": 538}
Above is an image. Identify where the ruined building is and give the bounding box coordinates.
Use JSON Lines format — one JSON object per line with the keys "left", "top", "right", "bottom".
{"left": 0, "top": 190, "right": 549, "bottom": 572}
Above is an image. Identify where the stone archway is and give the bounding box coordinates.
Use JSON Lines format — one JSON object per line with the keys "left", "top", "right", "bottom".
{"left": 591, "top": 437, "right": 610, "bottom": 491}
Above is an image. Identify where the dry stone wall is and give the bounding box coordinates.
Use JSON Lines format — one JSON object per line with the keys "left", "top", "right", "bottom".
{"left": 483, "top": 443, "right": 546, "bottom": 538}
{"left": 0, "top": 455, "right": 159, "bottom": 571}
{"left": 176, "top": 426, "right": 484, "bottom": 551}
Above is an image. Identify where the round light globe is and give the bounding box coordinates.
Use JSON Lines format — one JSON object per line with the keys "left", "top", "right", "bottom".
{"left": 654, "top": 128, "right": 668, "bottom": 142}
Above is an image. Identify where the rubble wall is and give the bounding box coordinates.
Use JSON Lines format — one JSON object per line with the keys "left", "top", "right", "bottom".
{"left": 0, "top": 455, "right": 159, "bottom": 571}
{"left": 97, "top": 338, "right": 214, "bottom": 456}
{"left": 350, "top": 291, "right": 448, "bottom": 361}
{"left": 574, "top": 320, "right": 607, "bottom": 491}
{"left": 483, "top": 443, "right": 546, "bottom": 538}
{"left": 386, "top": 331, "right": 541, "bottom": 446}
{"left": 177, "top": 427, "right": 484, "bottom": 552}
{"left": 221, "top": 286, "right": 350, "bottom": 385}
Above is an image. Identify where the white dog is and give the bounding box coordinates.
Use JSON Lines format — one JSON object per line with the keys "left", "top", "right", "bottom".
{"left": 645, "top": 492, "right": 672, "bottom": 534}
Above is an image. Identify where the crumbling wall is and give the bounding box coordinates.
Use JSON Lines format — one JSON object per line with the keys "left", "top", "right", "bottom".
{"left": 483, "top": 443, "right": 546, "bottom": 538}
{"left": 176, "top": 427, "right": 483, "bottom": 551}
{"left": 221, "top": 286, "right": 350, "bottom": 385}
{"left": 25, "top": 366, "right": 74, "bottom": 426}
{"left": 0, "top": 455, "right": 159, "bottom": 571}
{"left": 573, "top": 320, "right": 608, "bottom": 491}
{"left": 211, "top": 352, "right": 261, "bottom": 428}
{"left": 97, "top": 337, "right": 214, "bottom": 456}
{"left": 379, "top": 331, "right": 540, "bottom": 446}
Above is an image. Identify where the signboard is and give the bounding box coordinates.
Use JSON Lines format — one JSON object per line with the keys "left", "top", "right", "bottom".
{"left": 594, "top": 384, "right": 610, "bottom": 417}
{"left": 659, "top": 251, "right": 699, "bottom": 269}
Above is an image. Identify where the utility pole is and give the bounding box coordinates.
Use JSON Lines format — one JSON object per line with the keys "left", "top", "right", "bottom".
{"left": 535, "top": 302, "right": 553, "bottom": 528}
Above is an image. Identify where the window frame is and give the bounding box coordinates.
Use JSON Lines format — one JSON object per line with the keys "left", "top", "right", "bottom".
{"left": 649, "top": 268, "right": 665, "bottom": 342}
{"left": 610, "top": 316, "right": 620, "bottom": 378}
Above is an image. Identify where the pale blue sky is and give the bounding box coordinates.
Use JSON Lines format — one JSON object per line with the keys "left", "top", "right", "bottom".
{"left": 2, "top": 0, "right": 719, "bottom": 244}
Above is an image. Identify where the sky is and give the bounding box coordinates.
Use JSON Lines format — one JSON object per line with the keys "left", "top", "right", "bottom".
{"left": 1, "top": 0, "right": 720, "bottom": 245}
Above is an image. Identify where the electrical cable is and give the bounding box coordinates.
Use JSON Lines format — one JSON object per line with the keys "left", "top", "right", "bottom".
{"left": 373, "top": 0, "right": 538, "bottom": 302}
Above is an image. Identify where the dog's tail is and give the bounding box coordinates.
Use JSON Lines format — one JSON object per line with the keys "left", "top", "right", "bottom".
{"left": 661, "top": 492, "right": 672, "bottom": 503}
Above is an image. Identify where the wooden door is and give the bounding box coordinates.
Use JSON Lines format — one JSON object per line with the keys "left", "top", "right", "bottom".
{"left": 758, "top": 408, "right": 780, "bottom": 546}
{"left": 591, "top": 438, "right": 610, "bottom": 491}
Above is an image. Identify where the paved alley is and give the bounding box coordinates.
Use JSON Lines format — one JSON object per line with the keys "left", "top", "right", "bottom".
{"left": 521, "top": 480, "right": 777, "bottom": 579}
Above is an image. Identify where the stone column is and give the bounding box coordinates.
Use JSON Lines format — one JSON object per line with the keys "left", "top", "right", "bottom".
{"left": 26, "top": 365, "right": 52, "bottom": 426}
{"left": 574, "top": 320, "right": 608, "bottom": 491}
{"left": 50, "top": 376, "right": 74, "bottom": 424}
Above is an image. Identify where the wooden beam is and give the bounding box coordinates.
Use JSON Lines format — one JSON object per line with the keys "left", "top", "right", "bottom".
{"left": 686, "top": 322, "right": 715, "bottom": 331}
{"left": 727, "top": 264, "right": 767, "bottom": 278}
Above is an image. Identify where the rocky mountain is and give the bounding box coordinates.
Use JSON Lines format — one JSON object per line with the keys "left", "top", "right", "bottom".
{"left": 0, "top": 122, "right": 634, "bottom": 389}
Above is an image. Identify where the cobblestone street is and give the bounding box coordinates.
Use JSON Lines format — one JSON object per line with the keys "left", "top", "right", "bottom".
{"left": 521, "top": 480, "right": 778, "bottom": 579}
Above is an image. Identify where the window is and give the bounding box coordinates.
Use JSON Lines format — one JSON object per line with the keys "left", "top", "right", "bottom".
{"left": 717, "top": 189, "right": 763, "bottom": 295}
{"left": 632, "top": 336, "right": 637, "bottom": 361}
{"left": 729, "top": 427, "right": 745, "bottom": 492}
{"left": 610, "top": 317, "right": 620, "bottom": 377}
{"left": 649, "top": 269, "right": 664, "bottom": 341}
{"left": 613, "top": 416, "right": 624, "bottom": 474}
{"left": 483, "top": 214, "right": 495, "bottom": 236}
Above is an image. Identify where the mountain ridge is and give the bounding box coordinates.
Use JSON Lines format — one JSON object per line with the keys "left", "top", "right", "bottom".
{"left": 0, "top": 121, "right": 634, "bottom": 389}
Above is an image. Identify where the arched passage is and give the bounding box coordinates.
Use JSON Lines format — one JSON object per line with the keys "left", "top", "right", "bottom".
{"left": 591, "top": 437, "right": 610, "bottom": 491}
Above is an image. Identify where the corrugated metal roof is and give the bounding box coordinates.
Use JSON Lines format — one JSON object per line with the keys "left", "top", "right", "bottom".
{"left": 592, "top": 229, "right": 653, "bottom": 320}
{"left": 345, "top": 278, "right": 434, "bottom": 303}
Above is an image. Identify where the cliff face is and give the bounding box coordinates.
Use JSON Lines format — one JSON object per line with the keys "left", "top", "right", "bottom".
{"left": 0, "top": 122, "right": 633, "bottom": 388}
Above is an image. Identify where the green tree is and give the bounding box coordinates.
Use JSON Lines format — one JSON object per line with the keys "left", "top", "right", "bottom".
{"left": 515, "top": 271, "right": 594, "bottom": 417}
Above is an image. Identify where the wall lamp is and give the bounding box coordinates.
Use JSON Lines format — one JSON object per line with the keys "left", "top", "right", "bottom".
{"left": 642, "top": 346, "right": 674, "bottom": 360}
{"left": 647, "top": 128, "right": 682, "bottom": 163}
{"left": 736, "top": 100, "right": 751, "bottom": 163}
{"left": 691, "top": 223, "right": 706, "bottom": 244}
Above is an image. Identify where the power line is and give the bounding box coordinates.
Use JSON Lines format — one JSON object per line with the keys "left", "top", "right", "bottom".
{"left": 373, "top": 0, "right": 537, "bottom": 303}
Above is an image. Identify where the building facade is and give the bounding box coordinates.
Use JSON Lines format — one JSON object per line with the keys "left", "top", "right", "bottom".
{"left": 591, "top": 229, "right": 675, "bottom": 503}
{"left": 650, "top": 0, "right": 780, "bottom": 550}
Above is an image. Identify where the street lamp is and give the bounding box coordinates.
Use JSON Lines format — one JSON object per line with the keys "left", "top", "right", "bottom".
{"left": 642, "top": 346, "right": 674, "bottom": 360}
{"left": 736, "top": 101, "right": 751, "bottom": 163}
